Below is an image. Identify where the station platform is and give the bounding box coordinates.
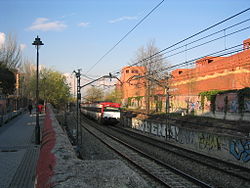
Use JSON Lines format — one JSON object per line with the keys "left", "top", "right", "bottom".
{"left": 0, "top": 111, "right": 42, "bottom": 188}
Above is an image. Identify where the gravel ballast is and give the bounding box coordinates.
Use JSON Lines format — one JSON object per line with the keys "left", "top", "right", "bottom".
{"left": 53, "top": 110, "right": 152, "bottom": 188}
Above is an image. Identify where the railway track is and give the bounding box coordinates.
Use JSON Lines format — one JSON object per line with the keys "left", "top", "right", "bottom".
{"left": 109, "top": 125, "right": 250, "bottom": 182}
{"left": 80, "top": 116, "right": 212, "bottom": 188}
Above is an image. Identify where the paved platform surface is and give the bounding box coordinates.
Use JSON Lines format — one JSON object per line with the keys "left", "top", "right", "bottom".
{"left": 0, "top": 112, "right": 41, "bottom": 188}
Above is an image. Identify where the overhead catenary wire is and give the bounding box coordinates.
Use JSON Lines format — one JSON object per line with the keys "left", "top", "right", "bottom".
{"left": 85, "top": 0, "right": 165, "bottom": 74}
{"left": 160, "top": 25, "right": 250, "bottom": 61}
{"left": 92, "top": 42, "right": 245, "bottom": 94}
{"left": 135, "top": 8, "right": 250, "bottom": 65}
{"left": 143, "top": 43, "right": 245, "bottom": 78}
{"left": 127, "top": 24, "right": 250, "bottom": 71}
{"left": 110, "top": 8, "right": 250, "bottom": 75}
{"left": 84, "top": 8, "right": 250, "bottom": 94}
{"left": 147, "top": 18, "right": 250, "bottom": 60}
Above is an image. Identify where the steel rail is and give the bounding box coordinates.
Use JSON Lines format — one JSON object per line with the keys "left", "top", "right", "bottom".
{"left": 79, "top": 115, "right": 213, "bottom": 188}
{"left": 109, "top": 125, "right": 250, "bottom": 182}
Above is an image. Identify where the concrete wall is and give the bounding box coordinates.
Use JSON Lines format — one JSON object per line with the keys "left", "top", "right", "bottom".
{"left": 35, "top": 104, "right": 82, "bottom": 188}
{"left": 121, "top": 116, "right": 250, "bottom": 169}
{"left": 0, "top": 109, "right": 24, "bottom": 126}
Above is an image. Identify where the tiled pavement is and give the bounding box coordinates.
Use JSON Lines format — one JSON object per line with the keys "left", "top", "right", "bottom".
{"left": 0, "top": 112, "right": 42, "bottom": 188}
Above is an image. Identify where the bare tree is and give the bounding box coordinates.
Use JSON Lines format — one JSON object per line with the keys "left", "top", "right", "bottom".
{"left": 85, "top": 87, "right": 104, "bottom": 102}
{"left": 130, "top": 40, "right": 168, "bottom": 113}
{"left": 0, "top": 34, "right": 22, "bottom": 69}
{"left": 130, "top": 40, "right": 166, "bottom": 79}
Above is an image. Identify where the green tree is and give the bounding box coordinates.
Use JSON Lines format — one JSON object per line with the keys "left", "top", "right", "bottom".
{"left": 28, "top": 67, "right": 71, "bottom": 108}
{"left": 104, "top": 88, "right": 122, "bottom": 103}
{"left": 19, "top": 60, "right": 36, "bottom": 99}
{"left": 85, "top": 87, "right": 104, "bottom": 102}
{"left": 0, "top": 66, "right": 16, "bottom": 95}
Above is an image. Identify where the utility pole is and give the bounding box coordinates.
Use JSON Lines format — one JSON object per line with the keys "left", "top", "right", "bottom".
{"left": 165, "top": 76, "right": 171, "bottom": 140}
{"left": 146, "top": 79, "right": 150, "bottom": 114}
{"left": 73, "top": 69, "right": 81, "bottom": 146}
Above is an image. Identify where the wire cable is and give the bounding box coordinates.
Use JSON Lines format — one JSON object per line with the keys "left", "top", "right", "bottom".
{"left": 113, "top": 21, "right": 250, "bottom": 75}
{"left": 161, "top": 25, "right": 250, "bottom": 60}
{"left": 85, "top": 0, "right": 165, "bottom": 74}
{"left": 145, "top": 43, "right": 244, "bottom": 77}
{"left": 110, "top": 8, "right": 250, "bottom": 74}
{"left": 138, "top": 8, "right": 250, "bottom": 63}
{"left": 146, "top": 18, "right": 250, "bottom": 60}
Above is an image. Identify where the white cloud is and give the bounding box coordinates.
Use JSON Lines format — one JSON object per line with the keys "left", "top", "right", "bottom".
{"left": 28, "top": 17, "right": 67, "bottom": 31}
{"left": 20, "top": 44, "right": 26, "bottom": 51}
{"left": 61, "top": 12, "right": 76, "bottom": 19}
{"left": 78, "top": 22, "right": 89, "bottom": 27}
{"left": 109, "top": 16, "right": 137, "bottom": 24}
{"left": 0, "top": 32, "right": 5, "bottom": 47}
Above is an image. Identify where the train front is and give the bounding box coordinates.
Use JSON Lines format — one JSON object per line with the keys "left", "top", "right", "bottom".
{"left": 102, "top": 102, "right": 121, "bottom": 124}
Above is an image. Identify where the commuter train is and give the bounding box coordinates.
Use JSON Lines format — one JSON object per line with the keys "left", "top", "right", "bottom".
{"left": 80, "top": 101, "right": 121, "bottom": 124}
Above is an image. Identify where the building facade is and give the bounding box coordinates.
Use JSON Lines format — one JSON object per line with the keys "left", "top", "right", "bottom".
{"left": 118, "top": 66, "right": 147, "bottom": 108}
{"left": 171, "top": 38, "right": 250, "bottom": 96}
{"left": 118, "top": 39, "right": 250, "bottom": 118}
{"left": 169, "top": 38, "right": 250, "bottom": 114}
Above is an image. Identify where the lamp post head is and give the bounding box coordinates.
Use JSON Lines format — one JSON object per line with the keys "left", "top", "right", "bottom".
{"left": 32, "top": 36, "right": 44, "bottom": 47}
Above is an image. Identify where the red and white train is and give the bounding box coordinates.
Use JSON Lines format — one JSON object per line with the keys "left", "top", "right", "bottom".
{"left": 80, "top": 101, "right": 121, "bottom": 124}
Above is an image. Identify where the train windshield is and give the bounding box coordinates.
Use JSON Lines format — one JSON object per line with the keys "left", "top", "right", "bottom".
{"left": 104, "top": 107, "right": 120, "bottom": 112}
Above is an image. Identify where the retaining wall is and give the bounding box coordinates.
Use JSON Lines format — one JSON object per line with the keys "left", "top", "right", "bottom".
{"left": 0, "top": 109, "right": 24, "bottom": 126}
{"left": 35, "top": 104, "right": 82, "bottom": 188}
{"left": 121, "top": 116, "right": 250, "bottom": 169}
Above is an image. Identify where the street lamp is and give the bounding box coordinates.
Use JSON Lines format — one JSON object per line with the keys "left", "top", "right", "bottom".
{"left": 32, "top": 36, "right": 44, "bottom": 145}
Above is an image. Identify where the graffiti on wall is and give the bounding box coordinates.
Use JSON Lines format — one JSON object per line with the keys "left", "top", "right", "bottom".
{"left": 187, "top": 101, "right": 201, "bottom": 112}
{"left": 230, "top": 140, "right": 250, "bottom": 163}
{"left": 166, "top": 124, "right": 179, "bottom": 141}
{"left": 230, "top": 100, "right": 238, "bottom": 113}
{"left": 157, "top": 123, "right": 166, "bottom": 137}
{"left": 198, "top": 133, "right": 221, "bottom": 151}
{"left": 129, "top": 116, "right": 250, "bottom": 168}
{"left": 151, "top": 123, "right": 158, "bottom": 135}
{"left": 245, "top": 98, "right": 250, "bottom": 112}
{"left": 178, "top": 129, "right": 196, "bottom": 145}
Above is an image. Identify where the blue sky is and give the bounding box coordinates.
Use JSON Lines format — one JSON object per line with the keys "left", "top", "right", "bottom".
{"left": 0, "top": 0, "right": 249, "bottom": 78}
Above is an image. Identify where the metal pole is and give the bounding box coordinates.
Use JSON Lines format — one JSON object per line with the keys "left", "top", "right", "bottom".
{"left": 75, "top": 69, "right": 81, "bottom": 146}
{"left": 32, "top": 36, "right": 43, "bottom": 145}
{"left": 165, "top": 79, "right": 170, "bottom": 140}
{"left": 77, "top": 70, "right": 82, "bottom": 145}
{"left": 35, "top": 46, "right": 40, "bottom": 145}
{"left": 76, "top": 75, "right": 79, "bottom": 145}
{"left": 146, "top": 79, "right": 150, "bottom": 114}
{"left": 166, "top": 87, "right": 169, "bottom": 114}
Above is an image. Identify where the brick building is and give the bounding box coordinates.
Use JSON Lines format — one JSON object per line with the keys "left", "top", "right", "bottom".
{"left": 118, "top": 66, "right": 147, "bottom": 108}
{"left": 169, "top": 38, "right": 250, "bottom": 114}
{"left": 118, "top": 39, "right": 250, "bottom": 116}
{"left": 171, "top": 38, "right": 250, "bottom": 96}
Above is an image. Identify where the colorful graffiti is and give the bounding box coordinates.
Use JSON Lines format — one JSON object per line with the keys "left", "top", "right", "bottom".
{"left": 198, "top": 133, "right": 221, "bottom": 151}
{"left": 187, "top": 101, "right": 201, "bottom": 112}
{"left": 129, "top": 116, "right": 250, "bottom": 168}
{"left": 230, "top": 140, "right": 250, "bottom": 162}
{"left": 245, "top": 98, "right": 250, "bottom": 112}
{"left": 230, "top": 100, "right": 238, "bottom": 113}
{"left": 131, "top": 118, "right": 144, "bottom": 131}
